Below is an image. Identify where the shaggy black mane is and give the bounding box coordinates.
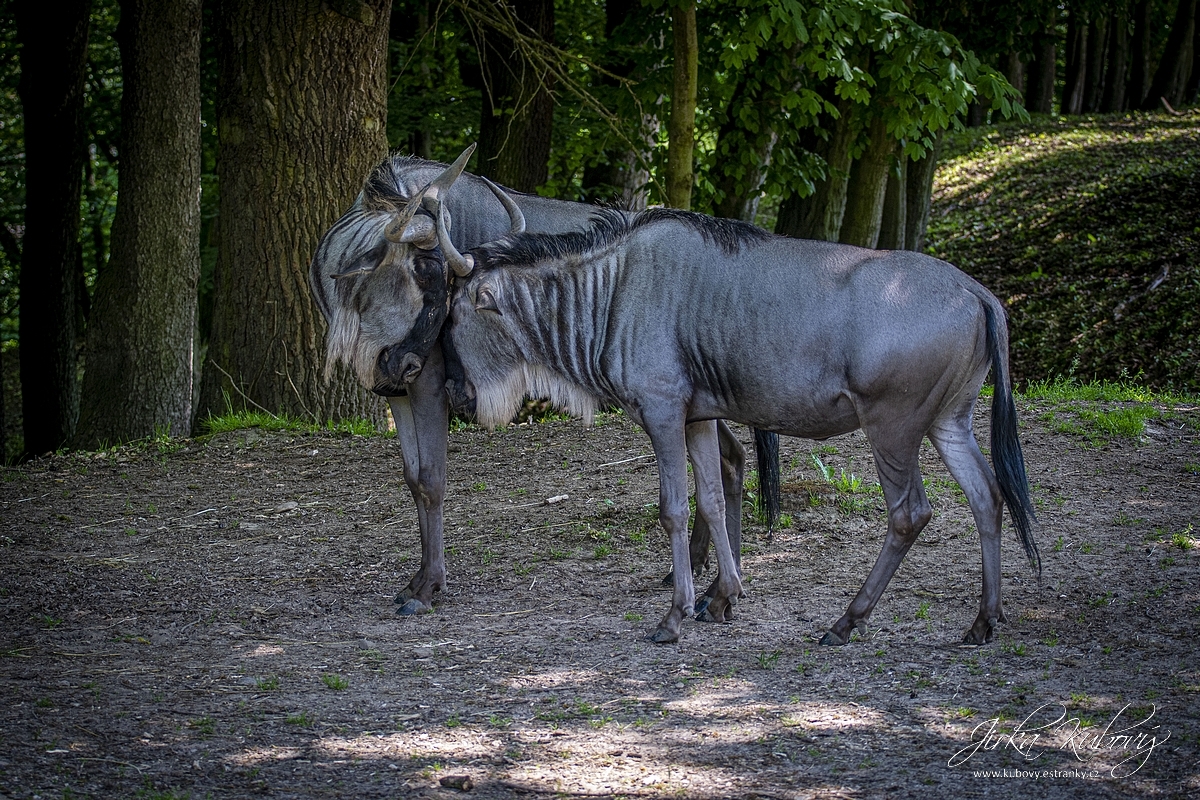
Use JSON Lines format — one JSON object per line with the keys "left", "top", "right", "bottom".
{"left": 360, "top": 153, "right": 434, "bottom": 211}
{"left": 475, "top": 207, "right": 772, "bottom": 269}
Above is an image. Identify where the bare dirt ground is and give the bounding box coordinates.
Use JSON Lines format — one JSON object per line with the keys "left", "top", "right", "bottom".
{"left": 1, "top": 398, "right": 1198, "bottom": 799}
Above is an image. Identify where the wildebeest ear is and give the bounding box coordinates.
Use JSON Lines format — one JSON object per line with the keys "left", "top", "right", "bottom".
{"left": 475, "top": 284, "right": 501, "bottom": 315}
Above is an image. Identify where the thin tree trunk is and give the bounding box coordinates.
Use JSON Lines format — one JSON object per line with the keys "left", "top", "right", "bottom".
{"left": 1101, "top": 7, "right": 1130, "bottom": 112}
{"left": 904, "top": 132, "right": 943, "bottom": 253}
{"left": 1063, "top": 8, "right": 1088, "bottom": 114}
{"left": 712, "top": 58, "right": 781, "bottom": 222}
{"left": 775, "top": 100, "right": 854, "bottom": 242}
{"left": 1026, "top": 34, "right": 1057, "bottom": 113}
{"left": 877, "top": 148, "right": 906, "bottom": 251}
{"left": 1128, "top": 0, "right": 1152, "bottom": 108}
{"left": 15, "top": 0, "right": 90, "bottom": 456}
{"left": 1082, "top": 15, "right": 1108, "bottom": 112}
{"left": 75, "top": 0, "right": 202, "bottom": 448}
{"left": 838, "top": 113, "right": 892, "bottom": 249}
{"left": 198, "top": 0, "right": 391, "bottom": 425}
{"left": 666, "top": 0, "right": 697, "bottom": 210}
{"left": 476, "top": 0, "right": 555, "bottom": 192}
{"left": 1003, "top": 51, "right": 1025, "bottom": 100}
{"left": 1143, "top": 0, "right": 1197, "bottom": 108}
{"left": 1187, "top": 14, "right": 1200, "bottom": 102}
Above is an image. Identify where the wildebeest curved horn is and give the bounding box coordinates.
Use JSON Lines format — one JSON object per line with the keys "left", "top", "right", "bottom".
{"left": 436, "top": 202, "right": 475, "bottom": 277}
{"left": 481, "top": 177, "right": 525, "bottom": 236}
{"left": 384, "top": 144, "right": 476, "bottom": 246}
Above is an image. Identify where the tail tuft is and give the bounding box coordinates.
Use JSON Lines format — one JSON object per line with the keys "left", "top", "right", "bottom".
{"left": 754, "top": 428, "right": 781, "bottom": 533}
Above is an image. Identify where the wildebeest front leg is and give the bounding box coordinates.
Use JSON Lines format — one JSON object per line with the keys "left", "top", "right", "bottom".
{"left": 644, "top": 415, "right": 698, "bottom": 644}
{"left": 387, "top": 347, "right": 449, "bottom": 616}
{"left": 822, "top": 436, "right": 930, "bottom": 646}
{"left": 686, "top": 421, "right": 743, "bottom": 624}
{"left": 665, "top": 420, "right": 745, "bottom": 586}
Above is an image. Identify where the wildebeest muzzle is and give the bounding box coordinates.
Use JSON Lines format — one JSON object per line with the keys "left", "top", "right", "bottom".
{"left": 370, "top": 262, "right": 450, "bottom": 397}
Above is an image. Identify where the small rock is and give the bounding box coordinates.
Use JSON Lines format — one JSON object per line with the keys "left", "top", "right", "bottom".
{"left": 439, "top": 774, "right": 474, "bottom": 791}
{"left": 270, "top": 501, "right": 299, "bottom": 514}
{"left": 412, "top": 646, "right": 434, "bottom": 658}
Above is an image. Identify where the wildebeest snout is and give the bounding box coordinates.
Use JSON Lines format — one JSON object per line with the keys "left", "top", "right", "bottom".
{"left": 373, "top": 346, "right": 424, "bottom": 396}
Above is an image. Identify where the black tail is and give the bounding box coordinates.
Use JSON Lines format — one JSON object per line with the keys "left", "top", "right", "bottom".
{"left": 983, "top": 300, "right": 1040, "bottom": 574}
{"left": 754, "top": 428, "right": 780, "bottom": 532}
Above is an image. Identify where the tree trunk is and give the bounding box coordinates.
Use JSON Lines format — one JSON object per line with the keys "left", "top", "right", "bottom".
{"left": 1101, "top": 8, "right": 1130, "bottom": 112}
{"left": 15, "top": 0, "right": 90, "bottom": 456}
{"left": 877, "top": 149, "right": 906, "bottom": 251}
{"left": 475, "top": 0, "right": 555, "bottom": 192}
{"left": 666, "top": 0, "right": 697, "bottom": 210}
{"left": 1188, "top": 13, "right": 1200, "bottom": 103}
{"left": 904, "top": 132, "right": 943, "bottom": 253}
{"left": 1026, "top": 34, "right": 1057, "bottom": 114}
{"left": 1143, "top": 0, "right": 1197, "bottom": 108}
{"left": 838, "top": 114, "right": 892, "bottom": 249}
{"left": 74, "top": 0, "right": 202, "bottom": 448}
{"left": 198, "top": 0, "right": 391, "bottom": 425}
{"left": 712, "top": 60, "right": 780, "bottom": 222}
{"left": 1003, "top": 51, "right": 1025, "bottom": 100}
{"left": 775, "top": 100, "right": 854, "bottom": 242}
{"left": 1082, "top": 15, "right": 1108, "bottom": 113}
{"left": 1128, "top": 0, "right": 1152, "bottom": 109}
{"left": 1063, "top": 8, "right": 1088, "bottom": 114}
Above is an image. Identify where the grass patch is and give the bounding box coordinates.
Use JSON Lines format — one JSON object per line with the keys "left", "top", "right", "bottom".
{"left": 929, "top": 114, "right": 1199, "bottom": 394}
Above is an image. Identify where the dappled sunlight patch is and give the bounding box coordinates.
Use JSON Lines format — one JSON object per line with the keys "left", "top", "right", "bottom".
{"left": 248, "top": 644, "right": 284, "bottom": 657}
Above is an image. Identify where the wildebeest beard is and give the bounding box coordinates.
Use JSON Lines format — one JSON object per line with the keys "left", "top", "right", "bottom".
{"left": 439, "top": 320, "right": 477, "bottom": 418}
{"left": 371, "top": 258, "right": 450, "bottom": 397}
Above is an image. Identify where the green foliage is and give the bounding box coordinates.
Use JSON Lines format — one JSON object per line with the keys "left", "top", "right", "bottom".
{"left": 200, "top": 409, "right": 380, "bottom": 437}
{"left": 928, "top": 114, "right": 1200, "bottom": 394}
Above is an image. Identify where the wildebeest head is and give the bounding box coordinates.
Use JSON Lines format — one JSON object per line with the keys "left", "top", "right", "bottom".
{"left": 308, "top": 144, "right": 525, "bottom": 396}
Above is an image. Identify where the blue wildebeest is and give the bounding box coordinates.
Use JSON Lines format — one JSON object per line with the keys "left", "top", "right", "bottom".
{"left": 422, "top": 201, "right": 1039, "bottom": 645}
{"left": 308, "top": 147, "right": 778, "bottom": 615}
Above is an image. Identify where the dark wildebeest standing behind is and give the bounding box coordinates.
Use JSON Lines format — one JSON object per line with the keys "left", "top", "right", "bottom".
{"left": 308, "top": 147, "right": 780, "bottom": 615}
{"left": 421, "top": 203, "right": 1038, "bottom": 644}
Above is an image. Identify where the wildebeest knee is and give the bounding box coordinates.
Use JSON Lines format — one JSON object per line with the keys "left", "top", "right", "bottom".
{"left": 889, "top": 499, "right": 932, "bottom": 540}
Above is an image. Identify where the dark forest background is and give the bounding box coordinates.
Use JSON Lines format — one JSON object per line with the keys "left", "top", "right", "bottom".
{"left": 0, "top": 0, "right": 1197, "bottom": 461}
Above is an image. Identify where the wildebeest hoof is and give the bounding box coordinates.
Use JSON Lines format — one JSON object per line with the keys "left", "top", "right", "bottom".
{"left": 693, "top": 595, "right": 711, "bottom": 618}
{"left": 648, "top": 626, "right": 679, "bottom": 644}
{"left": 819, "top": 630, "right": 849, "bottom": 646}
{"left": 962, "top": 618, "right": 996, "bottom": 645}
{"left": 397, "top": 597, "right": 433, "bottom": 616}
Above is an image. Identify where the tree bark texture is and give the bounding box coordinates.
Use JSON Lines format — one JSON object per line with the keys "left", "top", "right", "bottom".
{"left": 666, "top": 0, "right": 697, "bottom": 210}
{"left": 903, "top": 131, "right": 943, "bottom": 253}
{"left": 15, "top": 0, "right": 90, "bottom": 456}
{"left": 1187, "top": 16, "right": 1200, "bottom": 102}
{"left": 199, "top": 0, "right": 391, "bottom": 425}
{"left": 475, "top": 0, "right": 555, "bottom": 193}
{"left": 1128, "top": 0, "right": 1153, "bottom": 108}
{"left": 774, "top": 100, "right": 854, "bottom": 242}
{"left": 1143, "top": 0, "right": 1197, "bottom": 108}
{"left": 1063, "top": 8, "right": 1088, "bottom": 114}
{"left": 1026, "top": 34, "right": 1057, "bottom": 113}
{"left": 838, "top": 113, "right": 892, "bottom": 249}
{"left": 1101, "top": 8, "right": 1130, "bottom": 112}
{"left": 876, "top": 151, "right": 906, "bottom": 251}
{"left": 74, "top": 0, "right": 202, "bottom": 448}
{"left": 1082, "top": 15, "right": 1108, "bottom": 112}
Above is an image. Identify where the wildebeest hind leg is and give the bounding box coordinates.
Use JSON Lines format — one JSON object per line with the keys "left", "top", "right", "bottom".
{"left": 822, "top": 436, "right": 930, "bottom": 646}
{"left": 929, "top": 412, "right": 1006, "bottom": 644}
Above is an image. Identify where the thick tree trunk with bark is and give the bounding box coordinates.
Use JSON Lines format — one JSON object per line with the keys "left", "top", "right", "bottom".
{"left": 903, "top": 132, "right": 942, "bottom": 253}
{"left": 198, "top": 0, "right": 391, "bottom": 425}
{"left": 775, "top": 101, "right": 854, "bottom": 242}
{"left": 1082, "top": 15, "right": 1108, "bottom": 112}
{"left": 1143, "top": 0, "right": 1197, "bottom": 109}
{"left": 1101, "top": 8, "right": 1130, "bottom": 112}
{"left": 74, "top": 0, "right": 202, "bottom": 448}
{"left": 666, "top": 0, "right": 697, "bottom": 210}
{"left": 1063, "top": 8, "right": 1088, "bottom": 114}
{"left": 476, "top": 0, "right": 555, "bottom": 192}
{"left": 838, "top": 114, "right": 892, "bottom": 249}
{"left": 15, "top": 0, "right": 90, "bottom": 456}
{"left": 1128, "top": 0, "right": 1153, "bottom": 108}
{"left": 1026, "top": 34, "right": 1057, "bottom": 113}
